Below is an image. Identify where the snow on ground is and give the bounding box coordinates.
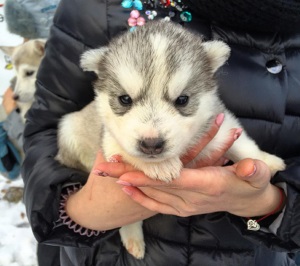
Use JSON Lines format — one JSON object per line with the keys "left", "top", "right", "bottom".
{"left": 0, "top": 1, "right": 38, "bottom": 265}
{"left": 0, "top": 176, "right": 37, "bottom": 266}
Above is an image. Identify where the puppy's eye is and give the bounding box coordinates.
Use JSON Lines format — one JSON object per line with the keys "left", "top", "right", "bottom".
{"left": 25, "top": 71, "right": 35, "bottom": 77}
{"left": 119, "top": 95, "right": 132, "bottom": 106}
{"left": 175, "top": 95, "right": 189, "bottom": 107}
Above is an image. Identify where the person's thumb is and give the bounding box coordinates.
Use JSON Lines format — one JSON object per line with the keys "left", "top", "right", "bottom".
{"left": 235, "top": 158, "right": 271, "bottom": 189}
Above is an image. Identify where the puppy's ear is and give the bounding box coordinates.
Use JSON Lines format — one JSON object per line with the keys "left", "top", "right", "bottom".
{"left": 80, "top": 47, "right": 109, "bottom": 75}
{"left": 0, "top": 46, "right": 15, "bottom": 57}
{"left": 202, "top": 41, "right": 230, "bottom": 73}
{"left": 33, "top": 40, "right": 46, "bottom": 56}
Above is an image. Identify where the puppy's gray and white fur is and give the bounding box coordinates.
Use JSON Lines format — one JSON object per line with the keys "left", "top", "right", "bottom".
{"left": 56, "top": 21, "right": 285, "bottom": 259}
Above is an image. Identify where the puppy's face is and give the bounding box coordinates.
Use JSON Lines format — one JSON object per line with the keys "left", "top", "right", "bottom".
{"left": 14, "top": 64, "right": 39, "bottom": 103}
{"left": 0, "top": 40, "right": 45, "bottom": 103}
{"left": 81, "top": 21, "right": 230, "bottom": 161}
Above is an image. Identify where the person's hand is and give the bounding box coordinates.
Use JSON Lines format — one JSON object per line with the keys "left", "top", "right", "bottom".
{"left": 115, "top": 158, "right": 284, "bottom": 218}
{"left": 95, "top": 112, "right": 284, "bottom": 219}
{"left": 95, "top": 113, "right": 282, "bottom": 219}
{"left": 65, "top": 113, "right": 261, "bottom": 231}
{"left": 66, "top": 113, "right": 232, "bottom": 230}
{"left": 64, "top": 151, "right": 155, "bottom": 231}
{"left": 2, "top": 87, "right": 17, "bottom": 115}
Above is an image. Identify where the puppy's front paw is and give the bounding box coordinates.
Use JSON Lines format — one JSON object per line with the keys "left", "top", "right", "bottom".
{"left": 262, "top": 152, "right": 286, "bottom": 176}
{"left": 143, "top": 158, "right": 182, "bottom": 182}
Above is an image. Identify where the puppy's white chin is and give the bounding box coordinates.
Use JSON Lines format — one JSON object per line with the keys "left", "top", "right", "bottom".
{"left": 134, "top": 151, "right": 176, "bottom": 163}
{"left": 136, "top": 155, "right": 166, "bottom": 163}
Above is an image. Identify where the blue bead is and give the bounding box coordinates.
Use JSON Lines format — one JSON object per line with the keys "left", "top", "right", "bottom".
{"left": 133, "top": 0, "right": 143, "bottom": 10}
{"left": 121, "top": 0, "right": 133, "bottom": 9}
{"left": 129, "top": 26, "right": 137, "bottom": 32}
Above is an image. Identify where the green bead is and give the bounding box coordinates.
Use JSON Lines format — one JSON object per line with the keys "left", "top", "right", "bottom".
{"left": 180, "top": 11, "right": 192, "bottom": 22}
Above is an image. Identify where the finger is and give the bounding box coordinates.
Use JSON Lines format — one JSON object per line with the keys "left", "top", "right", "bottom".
{"left": 92, "top": 152, "right": 137, "bottom": 177}
{"left": 192, "top": 128, "right": 242, "bottom": 168}
{"left": 234, "top": 158, "right": 271, "bottom": 189}
{"left": 121, "top": 186, "right": 182, "bottom": 215}
{"left": 118, "top": 171, "right": 168, "bottom": 187}
{"left": 217, "top": 156, "right": 231, "bottom": 166}
{"left": 119, "top": 166, "right": 223, "bottom": 193}
{"left": 181, "top": 113, "right": 224, "bottom": 165}
{"left": 94, "top": 162, "right": 137, "bottom": 178}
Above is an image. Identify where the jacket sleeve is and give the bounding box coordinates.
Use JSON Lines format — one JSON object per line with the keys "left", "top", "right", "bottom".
{"left": 21, "top": 0, "right": 120, "bottom": 247}
{"left": 273, "top": 157, "right": 300, "bottom": 249}
{"left": 3, "top": 110, "right": 24, "bottom": 149}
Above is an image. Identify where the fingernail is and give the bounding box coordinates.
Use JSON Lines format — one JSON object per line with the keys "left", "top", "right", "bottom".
{"left": 223, "top": 158, "right": 230, "bottom": 165}
{"left": 92, "top": 169, "right": 108, "bottom": 176}
{"left": 234, "top": 128, "right": 243, "bottom": 140}
{"left": 108, "top": 155, "right": 121, "bottom": 163}
{"left": 122, "top": 186, "right": 133, "bottom": 196}
{"left": 116, "top": 180, "right": 132, "bottom": 186}
{"left": 246, "top": 164, "right": 257, "bottom": 177}
{"left": 215, "top": 113, "right": 225, "bottom": 127}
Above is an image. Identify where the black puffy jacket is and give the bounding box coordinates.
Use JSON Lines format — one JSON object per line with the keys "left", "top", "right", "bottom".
{"left": 22, "top": 0, "right": 300, "bottom": 265}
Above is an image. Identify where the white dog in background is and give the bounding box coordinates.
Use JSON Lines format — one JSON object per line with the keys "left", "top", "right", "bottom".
{"left": 0, "top": 39, "right": 46, "bottom": 121}
{"left": 56, "top": 21, "right": 286, "bottom": 259}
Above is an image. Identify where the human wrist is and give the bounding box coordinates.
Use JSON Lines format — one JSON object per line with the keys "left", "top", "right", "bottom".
{"left": 64, "top": 177, "right": 155, "bottom": 231}
{"left": 245, "top": 186, "right": 285, "bottom": 231}
{"left": 257, "top": 185, "right": 286, "bottom": 216}
{"left": 60, "top": 184, "right": 104, "bottom": 236}
{"left": 64, "top": 186, "right": 83, "bottom": 222}
{"left": 64, "top": 185, "right": 98, "bottom": 229}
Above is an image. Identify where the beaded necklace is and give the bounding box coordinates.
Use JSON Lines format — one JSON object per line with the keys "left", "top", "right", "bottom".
{"left": 121, "top": 0, "right": 192, "bottom": 31}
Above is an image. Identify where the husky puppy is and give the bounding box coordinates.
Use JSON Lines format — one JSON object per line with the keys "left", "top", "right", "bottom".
{"left": 56, "top": 21, "right": 285, "bottom": 259}
{"left": 0, "top": 39, "right": 46, "bottom": 121}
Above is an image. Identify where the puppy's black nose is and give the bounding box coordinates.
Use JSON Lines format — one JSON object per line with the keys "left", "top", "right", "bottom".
{"left": 139, "top": 138, "right": 165, "bottom": 155}
{"left": 13, "top": 94, "right": 19, "bottom": 101}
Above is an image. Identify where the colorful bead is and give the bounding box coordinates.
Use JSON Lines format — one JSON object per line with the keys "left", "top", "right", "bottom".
{"left": 148, "top": 14, "right": 154, "bottom": 20}
{"left": 129, "top": 26, "right": 137, "bottom": 32}
{"left": 169, "top": 11, "right": 175, "bottom": 17}
{"left": 122, "top": 0, "right": 143, "bottom": 11}
{"left": 133, "top": 0, "right": 143, "bottom": 10}
{"left": 122, "top": 0, "right": 192, "bottom": 31}
{"left": 121, "top": 0, "right": 133, "bottom": 8}
{"left": 176, "top": 5, "right": 183, "bottom": 11}
{"left": 137, "top": 17, "right": 146, "bottom": 26}
{"left": 127, "top": 9, "right": 146, "bottom": 28}
{"left": 130, "top": 9, "right": 140, "bottom": 18}
{"left": 145, "top": 10, "right": 157, "bottom": 20}
{"left": 160, "top": 0, "right": 171, "bottom": 7}
{"left": 128, "top": 17, "right": 137, "bottom": 26}
{"left": 180, "top": 11, "right": 192, "bottom": 22}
